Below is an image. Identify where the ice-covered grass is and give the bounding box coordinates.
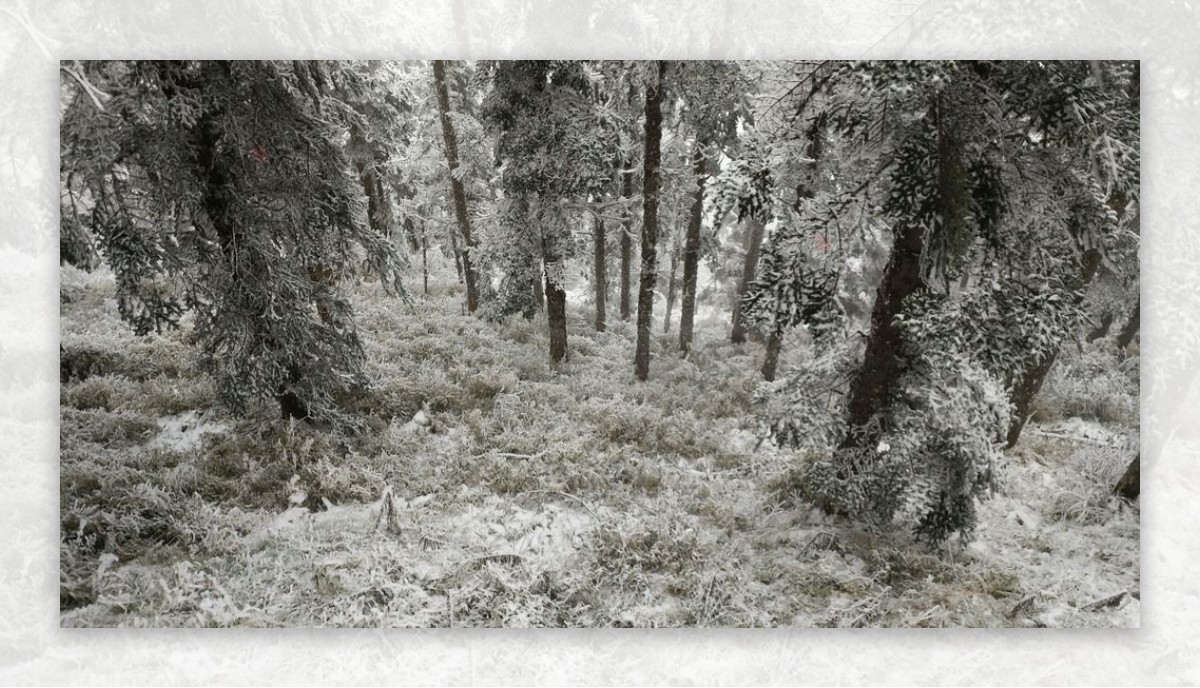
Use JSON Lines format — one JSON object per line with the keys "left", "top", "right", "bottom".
{"left": 59, "top": 269, "right": 1139, "bottom": 627}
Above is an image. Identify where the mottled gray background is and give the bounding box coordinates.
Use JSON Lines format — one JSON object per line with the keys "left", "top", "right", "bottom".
{"left": 2, "top": 0, "right": 1196, "bottom": 683}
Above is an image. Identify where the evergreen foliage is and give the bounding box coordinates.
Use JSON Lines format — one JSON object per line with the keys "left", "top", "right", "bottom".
{"left": 60, "top": 60, "right": 408, "bottom": 422}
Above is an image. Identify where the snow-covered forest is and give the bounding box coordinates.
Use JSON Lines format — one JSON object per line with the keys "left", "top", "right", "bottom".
{"left": 58, "top": 60, "right": 1139, "bottom": 628}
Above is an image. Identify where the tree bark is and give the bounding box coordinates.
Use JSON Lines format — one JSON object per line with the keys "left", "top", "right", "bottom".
{"left": 762, "top": 333, "right": 783, "bottom": 381}
{"left": 730, "top": 216, "right": 766, "bottom": 344}
{"left": 545, "top": 256, "right": 568, "bottom": 363}
{"left": 634, "top": 62, "right": 665, "bottom": 382}
{"left": 620, "top": 165, "right": 634, "bottom": 321}
{"left": 593, "top": 215, "right": 607, "bottom": 332}
{"left": 432, "top": 59, "right": 480, "bottom": 313}
{"left": 679, "top": 143, "right": 706, "bottom": 354}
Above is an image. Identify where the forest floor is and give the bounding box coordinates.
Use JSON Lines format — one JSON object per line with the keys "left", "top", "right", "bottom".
{"left": 58, "top": 265, "right": 1140, "bottom": 627}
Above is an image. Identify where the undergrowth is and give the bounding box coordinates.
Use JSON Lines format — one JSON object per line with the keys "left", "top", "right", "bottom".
{"left": 59, "top": 269, "right": 1139, "bottom": 627}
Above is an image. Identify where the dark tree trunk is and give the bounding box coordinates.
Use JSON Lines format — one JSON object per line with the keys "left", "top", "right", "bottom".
{"left": 1113, "top": 454, "right": 1140, "bottom": 501}
{"left": 1116, "top": 295, "right": 1140, "bottom": 350}
{"left": 349, "top": 124, "right": 392, "bottom": 242}
{"left": 839, "top": 218, "right": 927, "bottom": 450}
{"left": 1005, "top": 351, "right": 1057, "bottom": 448}
{"left": 594, "top": 215, "right": 607, "bottom": 332}
{"left": 421, "top": 222, "right": 429, "bottom": 295}
{"left": 432, "top": 59, "right": 480, "bottom": 313}
{"left": 762, "top": 333, "right": 783, "bottom": 381}
{"left": 545, "top": 257, "right": 568, "bottom": 363}
{"left": 679, "top": 144, "right": 706, "bottom": 354}
{"left": 730, "top": 216, "right": 766, "bottom": 344}
{"left": 620, "top": 166, "right": 634, "bottom": 321}
{"left": 1006, "top": 249, "right": 1104, "bottom": 447}
{"left": 634, "top": 62, "right": 665, "bottom": 382}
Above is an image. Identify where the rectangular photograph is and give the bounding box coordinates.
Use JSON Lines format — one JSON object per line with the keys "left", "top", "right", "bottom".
{"left": 59, "top": 60, "right": 1140, "bottom": 627}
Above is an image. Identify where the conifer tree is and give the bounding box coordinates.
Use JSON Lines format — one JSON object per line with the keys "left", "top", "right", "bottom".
{"left": 60, "top": 60, "right": 408, "bottom": 422}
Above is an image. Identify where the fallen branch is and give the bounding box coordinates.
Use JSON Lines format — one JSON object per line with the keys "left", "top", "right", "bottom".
{"left": 1081, "top": 591, "right": 1130, "bottom": 612}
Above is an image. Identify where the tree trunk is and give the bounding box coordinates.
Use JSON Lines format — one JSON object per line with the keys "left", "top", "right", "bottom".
{"left": 421, "top": 222, "right": 429, "bottom": 295}
{"left": 679, "top": 143, "right": 706, "bottom": 354}
{"left": 840, "top": 218, "right": 927, "bottom": 451}
{"left": 432, "top": 59, "right": 480, "bottom": 313}
{"left": 1116, "top": 295, "right": 1140, "bottom": 350}
{"left": 1113, "top": 454, "right": 1140, "bottom": 501}
{"left": 545, "top": 256, "right": 568, "bottom": 363}
{"left": 634, "top": 62, "right": 665, "bottom": 382}
{"left": 663, "top": 226, "right": 681, "bottom": 334}
{"left": 620, "top": 166, "right": 634, "bottom": 321}
{"left": 594, "top": 215, "right": 607, "bottom": 332}
{"left": 1006, "top": 248, "right": 1104, "bottom": 447}
{"left": 762, "top": 333, "right": 783, "bottom": 381}
{"left": 1005, "top": 350, "right": 1057, "bottom": 448}
{"left": 730, "top": 216, "right": 766, "bottom": 344}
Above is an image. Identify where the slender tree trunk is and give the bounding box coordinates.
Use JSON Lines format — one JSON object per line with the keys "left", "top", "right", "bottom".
{"left": 1116, "top": 295, "right": 1140, "bottom": 350}
{"left": 679, "top": 144, "right": 706, "bottom": 354}
{"left": 432, "top": 59, "right": 480, "bottom": 313}
{"left": 634, "top": 62, "right": 665, "bottom": 382}
{"left": 545, "top": 255, "right": 568, "bottom": 363}
{"left": 762, "top": 333, "right": 783, "bottom": 381}
{"left": 620, "top": 166, "right": 634, "bottom": 321}
{"left": 664, "top": 226, "right": 681, "bottom": 334}
{"left": 594, "top": 215, "right": 607, "bottom": 332}
{"left": 730, "top": 216, "right": 766, "bottom": 344}
{"left": 421, "top": 222, "right": 429, "bottom": 296}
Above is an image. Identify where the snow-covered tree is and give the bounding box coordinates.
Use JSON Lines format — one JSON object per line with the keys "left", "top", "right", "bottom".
{"left": 60, "top": 60, "right": 408, "bottom": 422}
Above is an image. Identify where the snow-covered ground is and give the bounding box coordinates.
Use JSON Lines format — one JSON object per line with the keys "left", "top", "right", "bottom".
{"left": 58, "top": 270, "right": 1139, "bottom": 627}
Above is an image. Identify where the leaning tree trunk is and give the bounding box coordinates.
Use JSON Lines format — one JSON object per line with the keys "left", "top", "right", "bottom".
{"left": 634, "top": 61, "right": 665, "bottom": 382}
{"left": 1113, "top": 453, "right": 1140, "bottom": 501}
{"left": 620, "top": 166, "right": 634, "bottom": 321}
{"left": 1006, "top": 248, "right": 1103, "bottom": 448}
{"left": 594, "top": 215, "right": 607, "bottom": 332}
{"left": 679, "top": 144, "right": 706, "bottom": 354}
{"left": 730, "top": 216, "right": 766, "bottom": 344}
{"left": 432, "top": 59, "right": 480, "bottom": 313}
